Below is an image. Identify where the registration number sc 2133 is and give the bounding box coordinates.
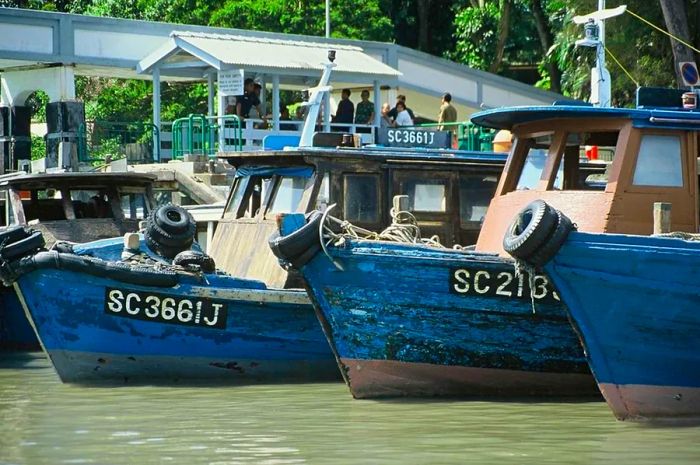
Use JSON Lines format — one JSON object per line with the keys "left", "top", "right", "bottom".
{"left": 449, "top": 267, "right": 559, "bottom": 303}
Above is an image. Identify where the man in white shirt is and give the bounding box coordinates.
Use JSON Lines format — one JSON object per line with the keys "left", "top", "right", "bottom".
{"left": 394, "top": 101, "right": 414, "bottom": 126}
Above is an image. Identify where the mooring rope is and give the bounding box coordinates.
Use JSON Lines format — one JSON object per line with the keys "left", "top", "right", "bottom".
{"left": 318, "top": 205, "right": 445, "bottom": 270}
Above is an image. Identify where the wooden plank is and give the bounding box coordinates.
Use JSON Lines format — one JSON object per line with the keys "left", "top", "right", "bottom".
{"left": 654, "top": 202, "right": 672, "bottom": 234}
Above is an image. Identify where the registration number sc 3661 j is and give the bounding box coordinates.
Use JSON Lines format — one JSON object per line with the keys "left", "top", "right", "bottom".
{"left": 104, "top": 288, "right": 227, "bottom": 330}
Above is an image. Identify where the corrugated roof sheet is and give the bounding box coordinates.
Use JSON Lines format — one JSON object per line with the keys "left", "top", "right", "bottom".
{"left": 139, "top": 31, "right": 400, "bottom": 79}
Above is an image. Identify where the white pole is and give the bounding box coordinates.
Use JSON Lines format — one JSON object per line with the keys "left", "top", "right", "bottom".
{"left": 597, "top": 0, "right": 606, "bottom": 71}
{"left": 325, "top": 0, "right": 330, "bottom": 38}
{"left": 272, "top": 74, "right": 280, "bottom": 131}
{"left": 152, "top": 67, "right": 161, "bottom": 160}
{"left": 594, "top": 0, "right": 611, "bottom": 107}
{"left": 207, "top": 72, "right": 215, "bottom": 117}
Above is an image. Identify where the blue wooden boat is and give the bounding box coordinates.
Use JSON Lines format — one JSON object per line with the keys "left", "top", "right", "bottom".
{"left": 505, "top": 204, "right": 700, "bottom": 422}
{"left": 272, "top": 83, "right": 700, "bottom": 398}
{"left": 273, "top": 211, "right": 596, "bottom": 398}
{"left": 4, "top": 223, "right": 337, "bottom": 384}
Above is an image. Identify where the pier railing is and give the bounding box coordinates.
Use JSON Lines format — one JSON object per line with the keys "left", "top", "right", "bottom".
{"left": 77, "top": 121, "right": 160, "bottom": 164}
{"left": 406, "top": 122, "right": 496, "bottom": 151}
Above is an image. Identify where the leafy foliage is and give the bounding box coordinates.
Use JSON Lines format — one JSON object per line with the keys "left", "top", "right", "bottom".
{"left": 11, "top": 0, "right": 700, "bottom": 114}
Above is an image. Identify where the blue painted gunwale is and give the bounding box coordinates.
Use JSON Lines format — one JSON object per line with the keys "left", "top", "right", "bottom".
{"left": 543, "top": 231, "right": 700, "bottom": 420}
{"left": 16, "top": 244, "right": 338, "bottom": 384}
{"left": 299, "top": 238, "right": 596, "bottom": 398}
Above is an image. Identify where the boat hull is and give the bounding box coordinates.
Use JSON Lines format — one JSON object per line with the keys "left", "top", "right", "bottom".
{"left": 545, "top": 232, "right": 700, "bottom": 421}
{"left": 300, "top": 240, "right": 595, "bottom": 398}
{"left": 0, "top": 287, "right": 39, "bottom": 351}
{"left": 17, "top": 268, "right": 338, "bottom": 384}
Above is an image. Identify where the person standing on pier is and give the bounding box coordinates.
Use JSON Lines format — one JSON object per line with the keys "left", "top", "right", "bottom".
{"left": 437, "top": 92, "right": 457, "bottom": 131}
{"left": 334, "top": 89, "right": 355, "bottom": 124}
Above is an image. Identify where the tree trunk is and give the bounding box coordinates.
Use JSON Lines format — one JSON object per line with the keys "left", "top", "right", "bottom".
{"left": 416, "top": 0, "right": 432, "bottom": 52}
{"left": 489, "top": 0, "right": 511, "bottom": 73}
{"left": 659, "top": 0, "right": 696, "bottom": 87}
{"left": 530, "top": 0, "right": 561, "bottom": 93}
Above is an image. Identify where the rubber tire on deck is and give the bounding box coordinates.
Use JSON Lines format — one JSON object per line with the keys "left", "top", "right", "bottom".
{"left": 145, "top": 216, "right": 195, "bottom": 248}
{"left": 154, "top": 204, "right": 194, "bottom": 236}
{"left": 268, "top": 211, "right": 323, "bottom": 263}
{"left": 503, "top": 199, "right": 558, "bottom": 261}
{"left": 1, "top": 231, "right": 45, "bottom": 261}
{"left": 0, "top": 226, "right": 30, "bottom": 246}
{"left": 526, "top": 210, "right": 575, "bottom": 268}
{"left": 172, "top": 250, "right": 216, "bottom": 273}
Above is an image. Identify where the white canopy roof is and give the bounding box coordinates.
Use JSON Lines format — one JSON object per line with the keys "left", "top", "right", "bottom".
{"left": 138, "top": 31, "right": 401, "bottom": 84}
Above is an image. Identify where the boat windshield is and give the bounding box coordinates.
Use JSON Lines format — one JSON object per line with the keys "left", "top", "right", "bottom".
{"left": 268, "top": 175, "right": 309, "bottom": 214}
{"left": 510, "top": 130, "right": 617, "bottom": 193}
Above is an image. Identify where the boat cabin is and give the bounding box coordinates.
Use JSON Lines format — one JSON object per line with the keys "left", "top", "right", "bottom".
{"left": 211, "top": 147, "right": 508, "bottom": 288}
{"left": 472, "top": 88, "right": 700, "bottom": 254}
{"left": 0, "top": 172, "right": 157, "bottom": 244}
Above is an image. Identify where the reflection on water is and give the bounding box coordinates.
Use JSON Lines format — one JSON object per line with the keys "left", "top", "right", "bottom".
{"left": 1, "top": 353, "right": 699, "bottom": 465}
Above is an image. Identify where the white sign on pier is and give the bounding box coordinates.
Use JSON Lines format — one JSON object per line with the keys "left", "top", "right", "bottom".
{"left": 218, "top": 69, "right": 245, "bottom": 96}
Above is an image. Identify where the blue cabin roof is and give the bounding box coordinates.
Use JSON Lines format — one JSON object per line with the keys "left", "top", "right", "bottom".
{"left": 471, "top": 104, "right": 700, "bottom": 131}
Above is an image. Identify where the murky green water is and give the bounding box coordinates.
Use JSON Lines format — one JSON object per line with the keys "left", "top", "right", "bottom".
{"left": 1, "top": 353, "right": 699, "bottom": 465}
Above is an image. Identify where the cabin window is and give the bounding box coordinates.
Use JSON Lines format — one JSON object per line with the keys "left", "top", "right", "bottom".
{"left": 225, "top": 175, "right": 273, "bottom": 219}
{"left": 22, "top": 189, "right": 66, "bottom": 222}
{"left": 511, "top": 131, "right": 616, "bottom": 193}
{"left": 344, "top": 174, "right": 379, "bottom": 223}
{"left": 269, "top": 176, "right": 309, "bottom": 214}
{"left": 120, "top": 193, "right": 148, "bottom": 219}
{"left": 402, "top": 179, "right": 447, "bottom": 212}
{"left": 314, "top": 173, "right": 331, "bottom": 211}
{"left": 460, "top": 174, "right": 498, "bottom": 224}
{"left": 632, "top": 135, "right": 683, "bottom": 187}
{"left": 70, "top": 190, "right": 112, "bottom": 219}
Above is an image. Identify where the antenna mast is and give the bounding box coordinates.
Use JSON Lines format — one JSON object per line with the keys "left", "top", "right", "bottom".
{"left": 574, "top": 3, "right": 626, "bottom": 107}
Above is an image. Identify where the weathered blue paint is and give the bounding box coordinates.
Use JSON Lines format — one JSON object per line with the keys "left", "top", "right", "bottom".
{"left": 543, "top": 231, "right": 700, "bottom": 421}
{"left": 0, "top": 235, "right": 205, "bottom": 352}
{"left": 299, "top": 239, "right": 596, "bottom": 398}
{"left": 15, "top": 242, "right": 337, "bottom": 384}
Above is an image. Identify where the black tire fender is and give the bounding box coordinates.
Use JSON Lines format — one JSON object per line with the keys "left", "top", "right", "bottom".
{"left": 503, "top": 200, "right": 558, "bottom": 260}
{"left": 172, "top": 250, "right": 216, "bottom": 273}
{"left": 0, "top": 225, "right": 30, "bottom": 246}
{"left": 154, "top": 204, "right": 194, "bottom": 235}
{"left": 145, "top": 216, "right": 195, "bottom": 248}
{"left": 526, "top": 210, "right": 576, "bottom": 268}
{"left": 269, "top": 211, "right": 323, "bottom": 262}
{"left": 1, "top": 231, "right": 45, "bottom": 261}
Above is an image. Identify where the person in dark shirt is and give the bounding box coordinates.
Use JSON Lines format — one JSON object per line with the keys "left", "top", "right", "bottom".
{"left": 235, "top": 78, "right": 256, "bottom": 118}
{"left": 334, "top": 88, "right": 354, "bottom": 124}
{"left": 387, "top": 94, "right": 415, "bottom": 122}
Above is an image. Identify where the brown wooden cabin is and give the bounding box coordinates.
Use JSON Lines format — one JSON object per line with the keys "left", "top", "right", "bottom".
{"left": 0, "top": 172, "right": 157, "bottom": 244}
{"left": 472, "top": 93, "right": 700, "bottom": 255}
{"left": 211, "top": 147, "right": 507, "bottom": 288}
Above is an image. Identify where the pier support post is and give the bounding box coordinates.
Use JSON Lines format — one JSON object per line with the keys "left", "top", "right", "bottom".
{"left": 152, "top": 67, "right": 161, "bottom": 161}
{"left": 653, "top": 202, "right": 672, "bottom": 234}
{"left": 272, "top": 74, "right": 280, "bottom": 131}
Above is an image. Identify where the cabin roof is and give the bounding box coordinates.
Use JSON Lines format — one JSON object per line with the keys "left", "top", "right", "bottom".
{"left": 0, "top": 172, "right": 157, "bottom": 190}
{"left": 471, "top": 105, "right": 700, "bottom": 131}
{"left": 219, "top": 147, "right": 507, "bottom": 169}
